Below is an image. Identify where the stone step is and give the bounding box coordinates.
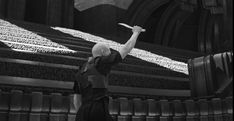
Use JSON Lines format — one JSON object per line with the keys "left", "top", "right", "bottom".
{"left": 0, "top": 57, "right": 189, "bottom": 90}
{"left": 0, "top": 28, "right": 188, "bottom": 64}
{"left": 0, "top": 76, "right": 190, "bottom": 97}
{"left": 0, "top": 41, "right": 188, "bottom": 77}
{"left": 6, "top": 18, "right": 203, "bottom": 57}
{"left": 0, "top": 19, "right": 194, "bottom": 62}
{"left": 0, "top": 25, "right": 94, "bottom": 47}
{"left": 0, "top": 47, "right": 188, "bottom": 78}
{"left": 0, "top": 19, "right": 192, "bottom": 75}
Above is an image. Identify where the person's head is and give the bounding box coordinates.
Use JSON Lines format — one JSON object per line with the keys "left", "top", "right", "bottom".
{"left": 92, "top": 43, "right": 111, "bottom": 57}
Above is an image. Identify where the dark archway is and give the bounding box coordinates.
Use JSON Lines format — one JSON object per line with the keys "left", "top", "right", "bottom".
{"left": 128, "top": 0, "right": 171, "bottom": 44}
{"left": 128, "top": 0, "right": 199, "bottom": 52}
{"left": 154, "top": 1, "right": 180, "bottom": 45}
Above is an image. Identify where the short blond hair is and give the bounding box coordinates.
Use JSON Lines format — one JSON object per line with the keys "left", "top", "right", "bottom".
{"left": 92, "top": 43, "right": 110, "bottom": 57}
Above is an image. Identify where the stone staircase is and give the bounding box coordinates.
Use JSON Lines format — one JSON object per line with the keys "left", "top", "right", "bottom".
{"left": 0, "top": 19, "right": 232, "bottom": 121}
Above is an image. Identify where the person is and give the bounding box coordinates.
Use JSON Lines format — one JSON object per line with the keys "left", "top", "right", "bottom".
{"left": 73, "top": 25, "right": 143, "bottom": 121}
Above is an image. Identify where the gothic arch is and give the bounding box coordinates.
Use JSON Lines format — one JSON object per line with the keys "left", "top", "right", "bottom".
{"left": 128, "top": 0, "right": 201, "bottom": 52}
{"left": 154, "top": 1, "right": 180, "bottom": 45}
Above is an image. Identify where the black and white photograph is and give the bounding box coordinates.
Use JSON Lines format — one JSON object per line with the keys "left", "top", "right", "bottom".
{"left": 0, "top": 0, "right": 233, "bottom": 121}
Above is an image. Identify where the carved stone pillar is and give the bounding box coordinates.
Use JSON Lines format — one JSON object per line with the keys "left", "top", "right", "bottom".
{"left": 223, "top": 0, "right": 233, "bottom": 50}
{"left": 200, "top": 0, "right": 232, "bottom": 52}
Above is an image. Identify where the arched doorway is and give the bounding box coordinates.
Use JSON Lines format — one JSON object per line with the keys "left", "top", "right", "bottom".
{"left": 128, "top": 0, "right": 200, "bottom": 52}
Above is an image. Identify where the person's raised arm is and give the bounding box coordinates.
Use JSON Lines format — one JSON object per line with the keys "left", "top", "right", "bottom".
{"left": 118, "top": 26, "right": 143, "bottom": 59}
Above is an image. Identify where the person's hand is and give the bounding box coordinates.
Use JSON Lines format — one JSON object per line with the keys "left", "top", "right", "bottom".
{"left": 132, "top": 26, "right": 143, "bottom": 33}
